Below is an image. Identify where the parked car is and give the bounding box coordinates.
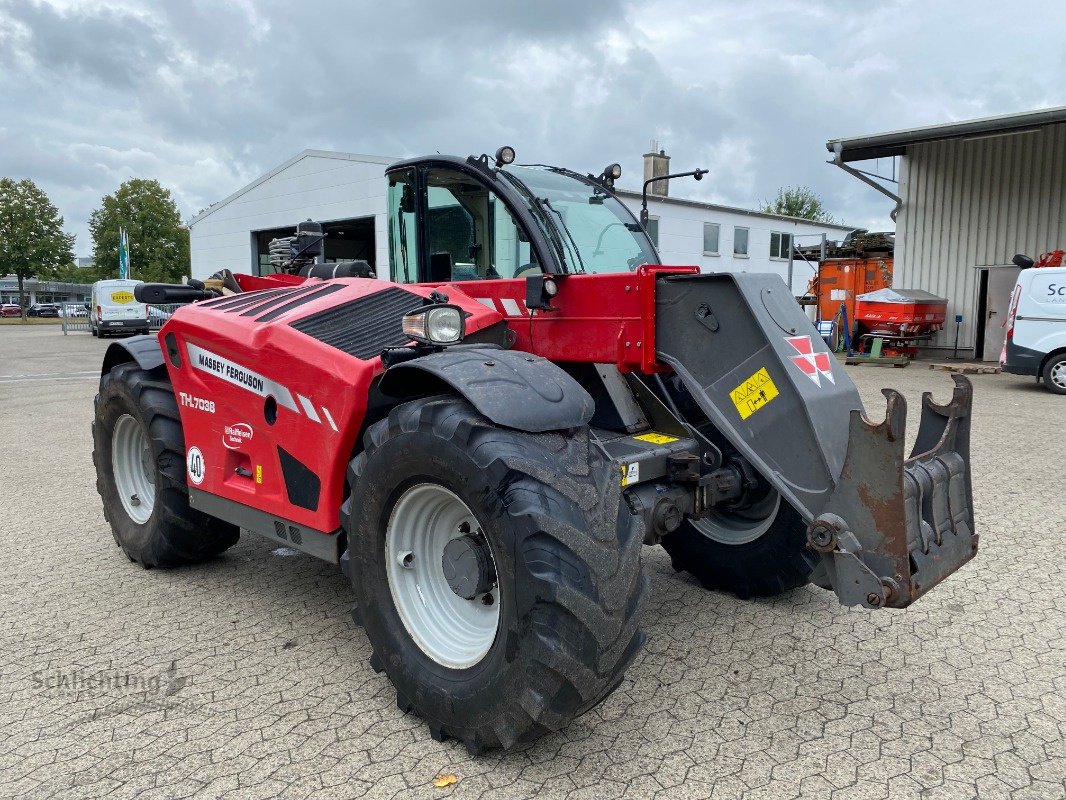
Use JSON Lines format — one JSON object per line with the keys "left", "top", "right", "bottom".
{"left": 63, "top": 305, "right": 88, "bottom": 317}
{"left": 0, "top": 303, "right": 21, "bottom": 317}
{"left": 1001, "top": 254, "right": 1066, "bottom": 394}
{"left": 27, "top": 303, "right": 60, "bottom": 318}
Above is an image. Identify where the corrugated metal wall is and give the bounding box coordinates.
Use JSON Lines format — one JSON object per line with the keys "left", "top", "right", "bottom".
{"left": 896, "top": 122, "right": 1066, "bottom": 349}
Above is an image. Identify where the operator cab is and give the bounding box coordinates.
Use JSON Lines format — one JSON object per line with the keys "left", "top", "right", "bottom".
{"left": 385, "top": 151, "right": 659, "bottom": 284}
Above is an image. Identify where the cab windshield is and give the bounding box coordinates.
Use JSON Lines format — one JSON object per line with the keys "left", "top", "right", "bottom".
{"left": 501, "top": 166, "right": 659, "bottom": 274}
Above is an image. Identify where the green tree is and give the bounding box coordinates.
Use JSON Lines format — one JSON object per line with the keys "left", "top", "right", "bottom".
{"left": 761, "top": 186, "right": 836, "bottom": 223}
{"left": 47, "top": 261, "right": 94, "bottom": 284}
{"left": 90, "top": 179, "right": 190, "bottom": 283}
{"left": 0, "top": 178, "right": 76, "bottom": 317}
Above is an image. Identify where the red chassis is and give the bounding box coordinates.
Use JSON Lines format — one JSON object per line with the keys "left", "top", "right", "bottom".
{"left": 160, "top": 266, "right": 697, "bottom": 537}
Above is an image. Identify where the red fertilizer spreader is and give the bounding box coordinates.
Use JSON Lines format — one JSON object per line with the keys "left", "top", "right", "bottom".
{"left": 854, "top": 288, "right": 948, "bottom": 357}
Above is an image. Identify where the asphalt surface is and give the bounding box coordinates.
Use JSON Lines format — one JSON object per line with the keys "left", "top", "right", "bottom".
{"left": 0, "top": 325, "right": 1063, "bottom": 800}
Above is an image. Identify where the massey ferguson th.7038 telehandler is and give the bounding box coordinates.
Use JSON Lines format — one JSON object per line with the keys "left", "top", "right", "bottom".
{"left": 93, "top": 147, "right": 977, "bottom": 753}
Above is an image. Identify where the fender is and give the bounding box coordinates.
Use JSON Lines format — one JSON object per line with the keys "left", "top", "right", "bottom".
{"left": 379, "top": 346, "right": 594, "bottom": 433}
{"left": 101, "top": 335, "right": 165, "bottom": 381}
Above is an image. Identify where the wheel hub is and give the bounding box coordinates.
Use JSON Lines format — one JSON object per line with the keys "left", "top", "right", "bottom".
{"left": 111, "top": 413, "right": 155, "bottom": 525}
{"left": 691, "top": 487, "right": 781, "bottom": 546}
{"left": 1051, "top": 361, "right": 1066, "bottom": 389}
{"left": 385, "top": 483, "right": 501, "bottom": 669}
{"left": 442, "top": 534, "right": 497, "bottom": 600}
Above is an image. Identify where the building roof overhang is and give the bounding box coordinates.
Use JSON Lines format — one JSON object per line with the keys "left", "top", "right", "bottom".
{"left": 827, "top": 106, "right": 1066, "bottom": 163}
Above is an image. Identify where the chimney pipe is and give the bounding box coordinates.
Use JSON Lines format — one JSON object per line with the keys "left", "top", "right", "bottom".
{"left": 643, "top": 141, "right": 671, "bottom": 197}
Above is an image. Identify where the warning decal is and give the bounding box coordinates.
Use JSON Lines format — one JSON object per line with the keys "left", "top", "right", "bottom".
{"left": 621, "top": 463, "right": 640, "bottom": 487}
{"left": 633, "top": 432, "right": 679, "bottom": 445}
{"left": 729, "top": 367, "right": 780, "bottom": 420}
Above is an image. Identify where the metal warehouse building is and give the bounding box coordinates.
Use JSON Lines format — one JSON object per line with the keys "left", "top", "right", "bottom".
{"left": 828, "top": 106, "right": 1066, "bottom": 360}
{"left": 188, "top": 149, "right": 851, "bottom": 293}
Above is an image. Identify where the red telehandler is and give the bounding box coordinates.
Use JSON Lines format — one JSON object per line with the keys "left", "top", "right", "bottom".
{"left": 93, "top": 148, "right": 977, "bottom": 752}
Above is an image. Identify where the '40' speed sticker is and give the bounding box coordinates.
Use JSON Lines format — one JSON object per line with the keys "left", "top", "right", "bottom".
{"left": 186, "top": 446, "right": 206, "bottom": 485}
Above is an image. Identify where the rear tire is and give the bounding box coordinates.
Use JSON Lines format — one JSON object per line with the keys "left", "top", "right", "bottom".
{"left": 660, "top": 498, "right": 816, "bottom": 598}
{"left": 1042, "top": 354, "right": 1066, "bottom": 395}
{"left": 342, "top": 396, "right": 647, "bottom": 752}
{"left": 92, "top": 361, "right": 239, "bottom": 566}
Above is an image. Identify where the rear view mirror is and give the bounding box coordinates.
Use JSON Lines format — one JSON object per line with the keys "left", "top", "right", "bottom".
{"left": 1012, "top": 253, "right": 1034, "bottom": 269}
{"left": 400, "top": 184, "right": 416, "bottom": 214}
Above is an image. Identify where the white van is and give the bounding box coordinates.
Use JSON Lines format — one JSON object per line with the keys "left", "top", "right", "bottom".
{"left": 90, "top": 279, "right": 149, "bottom": 338}
{"left": 1000, "top": 264, "right": 1066, "bottom": 394}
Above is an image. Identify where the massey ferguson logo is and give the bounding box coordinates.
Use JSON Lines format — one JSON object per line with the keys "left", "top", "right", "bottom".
{"left": 786, "top": 335, "right": 835, "bottom": 387}
{"left": 222, "top": 423, "right": 253, "bottom": 450}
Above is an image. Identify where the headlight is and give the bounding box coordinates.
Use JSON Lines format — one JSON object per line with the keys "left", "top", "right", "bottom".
{"left": 402, "top": 304, "right": 465, "bottom": 345}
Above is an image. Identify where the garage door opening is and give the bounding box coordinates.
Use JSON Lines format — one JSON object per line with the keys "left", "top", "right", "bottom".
{"left": 253, "top": 217, "right": 375, "bottom": 275}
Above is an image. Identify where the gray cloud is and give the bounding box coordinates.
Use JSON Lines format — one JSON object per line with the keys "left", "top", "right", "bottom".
{"left": 1, "top": 0, "right": 1063, "bottom": 256}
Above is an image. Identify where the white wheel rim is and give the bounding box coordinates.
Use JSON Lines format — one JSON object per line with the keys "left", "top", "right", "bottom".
{"left": 385, "top": 483, "right": 500, "bottom": 669}
{"left": 690, "top": 489, "right": 780, "bottom": 545}
{"left": 1050, "top": 361, "right": 1066, "bottom": 389}
{"left": 111, "top": 414, "right": 155, "bottom": 524}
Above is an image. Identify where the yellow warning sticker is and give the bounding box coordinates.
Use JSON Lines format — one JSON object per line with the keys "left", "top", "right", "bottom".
{"left": 633, "top": 432, "right": 679, "bottom": 445}
{"left": 110, "top": 290, "right": 134, "bottom": 304}
{"left": 729, "top": 367, "right": 779, "bottom": 420}
{"left": 255, "top": 465, "right": 263, "bottom": 484}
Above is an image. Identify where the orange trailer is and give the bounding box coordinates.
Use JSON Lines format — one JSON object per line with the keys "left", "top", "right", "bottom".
{"left": 815, "top": 255, "right": 893, "bottom": 328}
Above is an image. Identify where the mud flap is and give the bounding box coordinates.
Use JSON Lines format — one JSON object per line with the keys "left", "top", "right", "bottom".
{"left": 807, "top": 376, "right": 977, "bottom": 608}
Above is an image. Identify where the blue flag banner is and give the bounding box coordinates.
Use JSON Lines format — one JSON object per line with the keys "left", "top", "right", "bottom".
{"left": 119, "top": 228, "right": 130, "bottom": 280}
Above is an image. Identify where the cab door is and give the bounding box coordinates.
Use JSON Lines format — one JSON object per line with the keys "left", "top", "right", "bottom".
{"left": 386, "top": 166, "right": 538, "bottom": 284}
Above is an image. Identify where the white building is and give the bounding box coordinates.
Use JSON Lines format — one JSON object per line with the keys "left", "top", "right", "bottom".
{"left": 622, "top": 191, "right": 852, "bottom": 294}
{"left": 189, "top": 149, "right": 852, "bottom": 294}
{"left": 0, "top": 276, "right": 91, "bottom": 305}
{"left": 828, "top": 106, "right": 1066, "bottom": 360}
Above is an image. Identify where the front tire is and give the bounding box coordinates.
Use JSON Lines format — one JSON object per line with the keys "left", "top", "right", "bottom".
{"left": 660, "top": 493, "right": 816, "bottom": 598}
{"left": 342, "top": 397, "right": 647, "bottom": 752}
{"left": 92, "top": 361, "right": 239, "bottom": 566}
{"left": 1042, "top": 354, "right": 1066, "bottom": 395}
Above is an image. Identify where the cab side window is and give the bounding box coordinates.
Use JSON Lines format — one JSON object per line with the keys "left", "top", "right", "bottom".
{"left": 424, "top": 168, "right": 537, "bottom": 281}
{"left": 388, "top": 169, "right": 420, "bottom": 283}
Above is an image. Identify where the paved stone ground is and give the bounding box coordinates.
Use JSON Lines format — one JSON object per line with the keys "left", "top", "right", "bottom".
{"left": 0, "top": 326, "right": 1063, "bottom": 800}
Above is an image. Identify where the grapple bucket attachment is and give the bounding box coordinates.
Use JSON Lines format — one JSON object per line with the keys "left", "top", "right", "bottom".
{"left": 653, "top": 272, "right": 977, "bottom": 611}
{"left": 807, "top": 375, "right": 977, "bottom": 609}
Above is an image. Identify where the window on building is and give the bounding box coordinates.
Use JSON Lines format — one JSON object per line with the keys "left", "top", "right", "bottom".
{"left": 733, "top": 226, "right": 749, "bottom": 256}
{"left": 770, "top": 231, "right": 792, "bottom": 260}
{"left": 644, "top": 217, "right": 659, "bottom": 248}
{"left": 703, "top": 223, "right": 720, "bottom": 255}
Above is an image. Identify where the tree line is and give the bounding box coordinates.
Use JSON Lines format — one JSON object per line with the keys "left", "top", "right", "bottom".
{"left": 0, "top": 177, "right": 189, "bottom": 314}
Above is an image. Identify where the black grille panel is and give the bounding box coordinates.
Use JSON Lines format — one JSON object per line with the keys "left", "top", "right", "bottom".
{"left": 216, "top": 288, "right": 296, "bottom": 313}
{"left": 256, "top": 284, "right": 344, "bottom": 322}
{"left": 289, "top": 287, "right": 424, "bottom": 360}
{"left": 239, "top": 287, "right": 316, "bottom": 317}
{"left": 201, "top": 288, "right": 287, "bottom": 310}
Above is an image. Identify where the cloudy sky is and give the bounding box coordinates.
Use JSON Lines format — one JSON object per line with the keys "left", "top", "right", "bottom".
{"left": 1, "top": 0, "right": 1064, "bottom": 257}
